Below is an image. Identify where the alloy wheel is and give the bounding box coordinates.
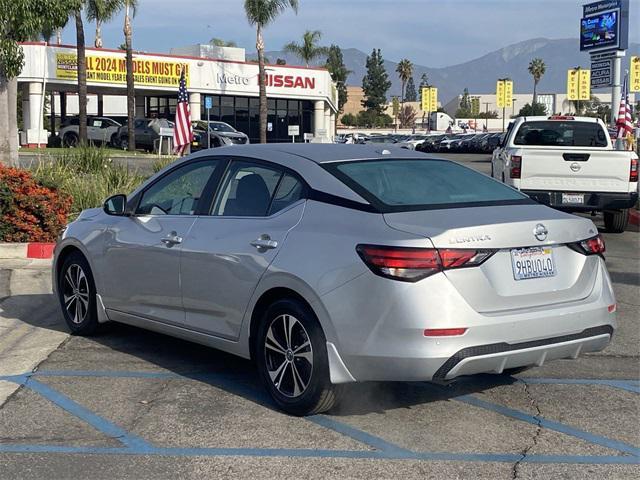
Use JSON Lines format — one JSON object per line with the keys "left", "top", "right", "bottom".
{"left": 264, "top": 314, "right": 313, "bottom": 398}
{"left": 62, "top": 264, "right": 90, "bottom": 324}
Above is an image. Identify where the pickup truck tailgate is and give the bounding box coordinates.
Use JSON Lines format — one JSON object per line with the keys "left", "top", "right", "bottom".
{"left": 519, "top": 148, "right": 632, "bottom": 193}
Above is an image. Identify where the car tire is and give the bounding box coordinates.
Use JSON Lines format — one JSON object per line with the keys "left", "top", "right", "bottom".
{"left": 57, "top": 252, "right": 101, "bottom": 336}
{"left": 120, "top": 137, "right": 129, "bottom": 151}
{"left": 603, "top": 209, "right": 629, "bottom": 233}
{"left": 256, "top": 298, "right": 342, "bottom": 416}
{"left": 110, "top": 133, "right": 119, "bottom": 147}
{"left": 63, "top": 132, "right": 79, "bottom": 148}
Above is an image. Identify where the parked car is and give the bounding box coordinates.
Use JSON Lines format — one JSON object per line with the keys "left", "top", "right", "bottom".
{"left": 54, "top": 144, "right": 617, "bottom": 416}
{"left": 492, "top": 115, "right": 638, "bottom": 232}
{"left": 59, "top": 116, "right": 121, "bottom": 147}
{"left": 416, "top": 134, "right": 445, "bottom": 153}
{"left": 196, "top": 121, "right": 250, "bottom": 145}
{"left": 481, "top": 133, "right": 504, "bottom": 153}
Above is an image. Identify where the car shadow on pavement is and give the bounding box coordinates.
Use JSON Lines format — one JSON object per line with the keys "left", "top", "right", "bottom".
{"left": 5, "top": 292, "right": 517, "bottom": 416}
{"left": 0, "top": 293, "right": 68, "bottom": 334}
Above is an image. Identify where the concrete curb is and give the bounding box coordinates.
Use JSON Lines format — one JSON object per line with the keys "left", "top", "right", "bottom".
{"left": 0, "top": 243, "right": 55, "bottom": 260}
{"left": 629, "top": 209, "right": 639, "bottom": 226}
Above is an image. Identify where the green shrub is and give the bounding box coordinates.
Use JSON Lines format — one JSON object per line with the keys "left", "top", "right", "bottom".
{"left": 32, "top": 147, "right": 146, "bottom": 219}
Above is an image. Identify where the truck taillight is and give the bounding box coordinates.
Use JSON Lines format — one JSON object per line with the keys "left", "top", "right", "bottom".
{"left": 630, "top": 157, "right": 638, "bottom": 182}
{"left": 510, "top": 155, "right": 522, "bottom": 179}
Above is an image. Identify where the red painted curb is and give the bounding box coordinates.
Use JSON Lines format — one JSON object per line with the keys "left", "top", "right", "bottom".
{"left": 26, "top": 243, "right": 55, "bottom": 259}
{"left": 630, "top": 209, "right": 640, "bottom": 226}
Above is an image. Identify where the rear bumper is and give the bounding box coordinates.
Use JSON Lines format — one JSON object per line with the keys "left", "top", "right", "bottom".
{"left": 523, "top": 189, "right": 638, "bottom": 211}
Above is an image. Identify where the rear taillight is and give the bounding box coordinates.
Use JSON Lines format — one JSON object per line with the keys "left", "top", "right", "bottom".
{"left": 356, "top": 245, "right": 496, "bottom": 282}
{"left": 424, "top": 328, "right": 467, "bottom": 337}
{"left": 567, "top": 234, "right": 606, "bottom": 256}
{"left": 630, "top": 157, "right": 638, "bottom": 182}
{"left": 510, "top": 155, "right": 522, "bottom": 179}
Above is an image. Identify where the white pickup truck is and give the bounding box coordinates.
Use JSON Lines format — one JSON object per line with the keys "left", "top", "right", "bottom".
{"left": 492, "top": 116, "right": 638, "bottom": 232}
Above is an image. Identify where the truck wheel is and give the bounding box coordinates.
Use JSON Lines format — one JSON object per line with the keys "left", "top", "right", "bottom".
{"left": 603, "top": 209, "right": 629, "bottom": 233}
{"left": 63, "top": 132, "right": 79, "bottom": 148}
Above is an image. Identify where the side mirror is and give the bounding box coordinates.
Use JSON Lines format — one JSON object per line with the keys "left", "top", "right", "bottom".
{"left": 104, "top": 194, "right": 128, "bottom": 216}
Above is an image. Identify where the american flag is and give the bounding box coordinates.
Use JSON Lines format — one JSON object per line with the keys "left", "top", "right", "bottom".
{"left": 173, "top": 68, "right": 193, "bottom": 155}
{"left": 616, "top": 74, "right": 633, "bottom": 139}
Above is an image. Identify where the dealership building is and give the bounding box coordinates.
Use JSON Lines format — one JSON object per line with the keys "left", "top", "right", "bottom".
{"left": 17, "top": 42, "right": 339, "bottom": 146}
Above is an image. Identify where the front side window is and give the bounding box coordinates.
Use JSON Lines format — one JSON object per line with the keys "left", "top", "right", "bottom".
{"left": 326, "top": 159, "right": 530, "bottom": 212}
{"left": 213, "top": 161, "right": 283, "bottom": 217}
{"left": 136, "top": 160, "right": 218, "bottom": 215}
{"left": 513, "top": 121, "right": 608, "bottom": 147}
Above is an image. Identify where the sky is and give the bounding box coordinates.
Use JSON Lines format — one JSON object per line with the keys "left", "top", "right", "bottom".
{"left": 58, "top": 0, "right": 639, "bottom": 68}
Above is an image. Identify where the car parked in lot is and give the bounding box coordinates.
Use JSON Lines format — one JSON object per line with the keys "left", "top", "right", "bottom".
{"left": 113, "top": 118, "right": 210, "bottom": 153}
{"left": 59, "top": 116, "right": 121, "bottom": 147}
{"left": 194, "top": 121, "right": 250, "bottom": 145}
{"left": 492, "top": 115, "right": 638, "bottom": 232}
{"left": 54, "top": 144, "right": 617, "bottom": 415}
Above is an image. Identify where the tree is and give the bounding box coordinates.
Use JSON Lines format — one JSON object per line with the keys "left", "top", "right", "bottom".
{"left": 87, "top": 0, "right": 123, "bottom": 48}
{"left": 276, "top": 58, "right": 287, "bottom": 65}
{"left": 395, "top": 58, "right": 413, "bottom": 112}
{"left": 528, "top": 58, "right": 546, "bottom": 105}
{"left": 210, "top": 38, "right": 238, "bottom": 47}
{"left": 517, "top": 102, "right": 547, "bottom": 117}
{"left": 73, "top": 6, "right": 88, "bottom": 145}
{"left": 340, "top": 112, "right": 356, "bottom": 126}
{"left": 325, "top": 44, "right": 350, "bottom": 114}
{"left": 404, "top": 76, "right": 417, "bottom": 102}
{"left": 362, "top": 48, "right": 391, "bottom": 115}
{"left": 478, "top": 111, "right": 499, "bottom": 119}
{"left": 455, "top": 88, "right": 472, "bottom": 118}
{"left": 398, "top": 105, "right": 417, "bottom": 128}
{"left": 244, "top": 0, "right": 299, "bottom": 143}
{"left": 418, "top": 73, "right": 429, "bottom": 102}
{"left": 123, "top": 0, "right": 138, "bottom": 151}
{"left": 1, "top": 1, "right": 72, "bottom": 164}
{"left": 355, "top": 110, "right": 392, "bottom": 128}
{"left": 391, "top": 96, "right": 400, "bottom": 129}
{"left": 283, "top": 30, "right": 329, "bottom": 67}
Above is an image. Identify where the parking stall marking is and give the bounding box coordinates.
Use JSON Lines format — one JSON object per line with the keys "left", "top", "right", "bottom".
{"left": 0, "top": 370, "right": 638, "bottom": 465}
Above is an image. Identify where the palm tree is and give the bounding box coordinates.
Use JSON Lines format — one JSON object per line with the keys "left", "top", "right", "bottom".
{"left": 244, "top": 0, "right": 299, "bottom": 144}
{"left": 123, "top": 0, "right": 138, "bottom": 151}
{"left": 283, "top": 30, "right": 329, "bottom": 67}
{"left": 73, "top": 7, "right": 88, "bottom": 145}
{"left": 210, "top": 38, "right": 238, "bottom": 47}
{"left": 396, "top": 59, "right": 413, "bottom": 119}
{"left": 87, "top": 0, "right": 123, "bottom": 48}
{"left": 528, "top": 58, "right": 546, "bottom": 105}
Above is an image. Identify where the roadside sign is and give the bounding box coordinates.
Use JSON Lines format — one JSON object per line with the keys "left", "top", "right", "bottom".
{"left": 496, "top": 80, "right": 513, "bottom": 108}
{"left": 590, "top": 59, "right": 612, "bottom": 88}
{"left": 421, "top": 87, "right": 437, "bottom": 112}
{"left": 288, "top": 125, "right": 300, "bottom": 136}
{"left": 204, "top": 96, "right": 213, "bottom": 110}
{"left": 567, "top": 68, "right": 590, "bottom": 100}
{"left": 631, "top": 56, "right": 640, "bottom": 92}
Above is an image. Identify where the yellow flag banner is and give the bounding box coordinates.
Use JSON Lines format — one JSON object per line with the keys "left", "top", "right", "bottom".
{"left": 630, "top": 56, "right": 640, "bottom": 92}
{"left": 496, "top": 80, "right": 513, "bottom": 108}
{"left": 55, "top": 53, "right": 190, "bottom": 87}
{"left": 421, "top": 87, "right": 438, "bottom": 112}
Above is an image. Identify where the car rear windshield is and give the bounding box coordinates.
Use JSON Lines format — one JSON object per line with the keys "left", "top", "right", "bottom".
{"left": 513, "top": 121, "right": 608, "bottom": 147}
{"left": 326, "top": 159, "right": 531, "bottom": 212}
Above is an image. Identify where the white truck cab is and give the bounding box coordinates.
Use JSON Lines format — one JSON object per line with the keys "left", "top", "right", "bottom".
{"left": 492, "top": 115, "right": 638, "bottom": 232}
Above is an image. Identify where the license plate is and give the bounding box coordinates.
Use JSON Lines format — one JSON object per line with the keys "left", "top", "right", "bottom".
{"left": 562, "top": 193, "right": 584, "bottom": 204}
{"left": 511, "top": 247, "right": 556, "bottom": 280}
{"left": 192, "top": 142, "right": 199, "bottom": 146}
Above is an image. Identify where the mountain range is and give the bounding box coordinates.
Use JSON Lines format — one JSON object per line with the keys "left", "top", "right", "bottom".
{"left": 255, "top": 38, "right": 640, "bottom": 103}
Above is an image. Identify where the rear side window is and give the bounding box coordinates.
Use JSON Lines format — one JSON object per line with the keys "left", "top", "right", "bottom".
{"left": 269, "top": 173, "right": 304, "bottom": 215}
{"left": 327, "top": 159, "right": 529, "bottom": 212}
{"left": 513, "top": 121, "right": 608, "bottom": 147}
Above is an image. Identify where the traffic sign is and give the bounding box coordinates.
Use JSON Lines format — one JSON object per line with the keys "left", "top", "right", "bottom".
{"left": 204, "top": 96, "right": 213, "bottom": 109}
{"left": 631, "top": 56, "right": 640, "bottom": 92}
{"left": 496, "top": 79, "right": 513, "bottom": 108}
{"left": 590, "top": 59, "right": 612, "bottom": 88}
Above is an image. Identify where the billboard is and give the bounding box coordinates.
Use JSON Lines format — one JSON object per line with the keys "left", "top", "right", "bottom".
{"left": 580, "top": 0, "right": 629, "bottom": 52}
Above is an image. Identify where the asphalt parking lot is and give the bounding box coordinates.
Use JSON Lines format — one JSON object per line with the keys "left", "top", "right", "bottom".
{"left": 1, "top": 154, "right": 638, "bottom": 479}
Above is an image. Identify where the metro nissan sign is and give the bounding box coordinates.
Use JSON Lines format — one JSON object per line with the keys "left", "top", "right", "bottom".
{"left": 265, "top": 74, "right": 316, "bottom": 89}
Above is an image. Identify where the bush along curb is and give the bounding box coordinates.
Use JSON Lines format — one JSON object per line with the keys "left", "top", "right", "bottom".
{"left": 0, "top": 243, "right": 55, "bottom": 259}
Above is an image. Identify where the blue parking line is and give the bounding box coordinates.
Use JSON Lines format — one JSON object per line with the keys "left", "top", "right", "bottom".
{"left": 0, "top": 443, "right": 638, "bottom": 464}
{"left": 521, "top": 378, "right": 640, "bottom": 394}
{"left": 456, "top": 394, "right": 640, "bottom": 457}
{"left": 24, "top": 378, "right": 153, "bottom": 452}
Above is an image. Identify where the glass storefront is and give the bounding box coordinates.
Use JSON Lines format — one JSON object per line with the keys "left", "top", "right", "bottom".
{"left": 145, "top": 94, "right": 313, "bottom": 143}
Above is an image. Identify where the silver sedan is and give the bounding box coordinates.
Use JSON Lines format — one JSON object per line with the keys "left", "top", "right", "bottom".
{"left": 53, "top": 144, "right": 616, "bottom": 415}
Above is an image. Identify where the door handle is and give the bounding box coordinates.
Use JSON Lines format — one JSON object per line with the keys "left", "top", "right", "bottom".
{"left": 161, "top": 231, "right": 183, "bottom": 246}
{"left": 250, "top": 234, "right": 278, "bottom": 251}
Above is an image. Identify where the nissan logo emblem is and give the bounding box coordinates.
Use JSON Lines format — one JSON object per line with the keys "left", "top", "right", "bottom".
{"left": 570, "top": 162, "right": 581, "bottom": 172}
{"left": 534, "top": 223, "right": 548, "bottom": 242}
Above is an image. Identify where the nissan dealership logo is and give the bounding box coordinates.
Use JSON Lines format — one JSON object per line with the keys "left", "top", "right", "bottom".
{"left": 534, "top": 224, "right": 548, "bottom": 242}
{"left": 216, "top": 73, "right": 250, "bottom": 86}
